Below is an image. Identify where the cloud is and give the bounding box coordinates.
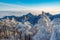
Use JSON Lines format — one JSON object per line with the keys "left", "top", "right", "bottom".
{"left": 0, "top": 2, "right": 29, "bottom": 11}
{"left": 0, "top": 2, "right": 60, "bottom": 16}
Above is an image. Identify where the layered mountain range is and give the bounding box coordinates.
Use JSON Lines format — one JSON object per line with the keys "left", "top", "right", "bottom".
{"left": 0, "top": 12, "right": 60, "bottom": 25}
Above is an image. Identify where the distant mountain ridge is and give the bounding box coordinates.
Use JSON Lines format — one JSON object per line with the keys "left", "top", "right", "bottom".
{"left": 0, "top": 12, "right": 60, "bottom": 25}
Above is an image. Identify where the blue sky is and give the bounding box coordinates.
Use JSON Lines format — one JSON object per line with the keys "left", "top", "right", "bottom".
{"left": 0, "top": 0, "right": 60, "bottom": 6}
{"left": 0, "top": 0, "right": 60, "bottom": 14}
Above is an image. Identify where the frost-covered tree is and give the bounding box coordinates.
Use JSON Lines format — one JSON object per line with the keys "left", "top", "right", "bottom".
{"left": 50, "top": 18, "right": 60, "bottom": 40}
{"left": 33, "top": 11, "right": 52, "bottom": 40}
{"left": 15, "top": 21, "right": 33, "bottom": 40}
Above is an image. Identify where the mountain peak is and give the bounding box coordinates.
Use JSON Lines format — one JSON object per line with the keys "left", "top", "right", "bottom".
{"left": 42, "top": 11, "right": 46, "bottom": 16}
{"left": 26, "top": 13, "right": 34, "bottom": 17}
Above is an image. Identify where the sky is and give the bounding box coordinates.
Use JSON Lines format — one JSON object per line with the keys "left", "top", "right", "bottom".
{"left": 0, "top": 0, "right": 60, "bottom": 15}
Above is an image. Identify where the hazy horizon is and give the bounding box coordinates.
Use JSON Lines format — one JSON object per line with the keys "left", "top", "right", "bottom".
{"left": 0, "top": 11, "right": 60, "bottom": 18}
{"left": 0, "top": 0, "right": 60, "bottom": 15}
